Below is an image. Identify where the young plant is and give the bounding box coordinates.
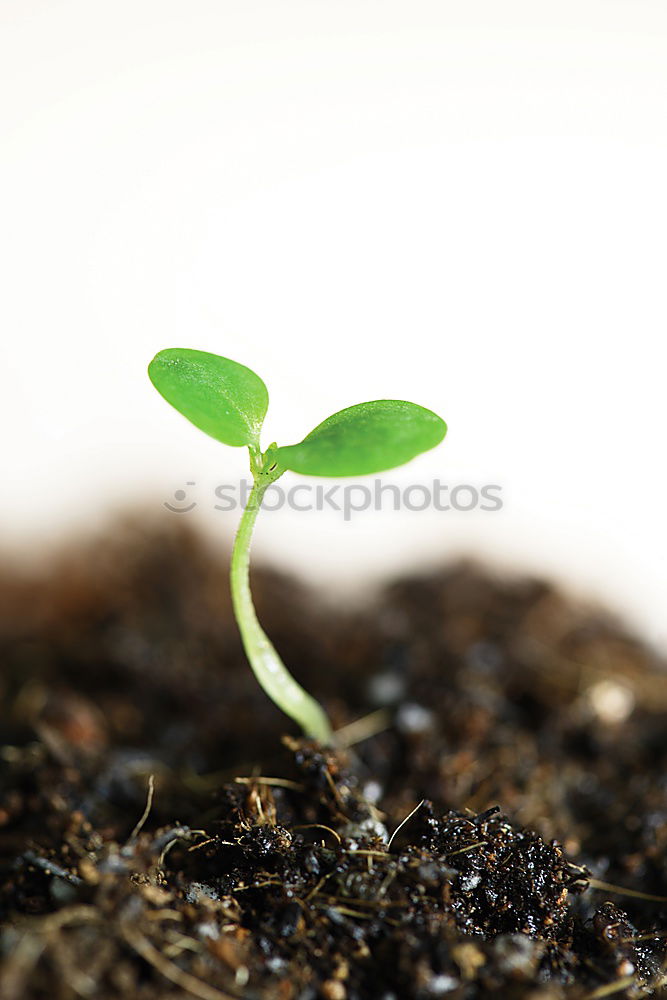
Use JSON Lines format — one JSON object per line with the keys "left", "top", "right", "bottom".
{"left": 148, "top": 348, "right": 447, "bottom": 744}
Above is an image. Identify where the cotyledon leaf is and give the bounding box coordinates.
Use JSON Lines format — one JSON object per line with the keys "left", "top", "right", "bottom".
{"left": 274, "top": 399, "right": 447, "bottom": 477}
{"left": 148, "top": 348, "right": 268, "bottom": 447}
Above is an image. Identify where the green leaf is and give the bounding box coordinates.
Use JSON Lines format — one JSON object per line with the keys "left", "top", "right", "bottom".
{"left": 275, "top": 399, "right": 447, "bottom": 477}
{"left": 148, "top": 349, "right": 268, "bottom": 448}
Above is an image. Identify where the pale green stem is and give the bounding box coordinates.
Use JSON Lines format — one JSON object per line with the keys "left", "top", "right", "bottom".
{"left": 229, "top": 477, "right": 332, "bottom": 743}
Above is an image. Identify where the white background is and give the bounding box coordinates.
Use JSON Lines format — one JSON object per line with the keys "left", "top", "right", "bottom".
{"left": 1, "top": 1, "right": 665, "bottom": 646}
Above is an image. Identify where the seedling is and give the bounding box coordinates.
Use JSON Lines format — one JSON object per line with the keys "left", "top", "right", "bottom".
{"left": 148, "top": 348, "right": 447, "bottom": 743}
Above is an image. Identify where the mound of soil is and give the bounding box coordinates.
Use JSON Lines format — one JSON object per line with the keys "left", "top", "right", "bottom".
{"left": 0, "top": 520, "right": 665, "bottom": 999}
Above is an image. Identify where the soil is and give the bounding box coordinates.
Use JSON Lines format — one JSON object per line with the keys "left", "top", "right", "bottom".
{"left": 0, "top": 519, "right": 666, "bottom": 999}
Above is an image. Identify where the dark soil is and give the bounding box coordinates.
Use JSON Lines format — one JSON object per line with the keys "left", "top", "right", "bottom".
{"left": 1, "top": 519, "right": 666, "bottom": 999}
